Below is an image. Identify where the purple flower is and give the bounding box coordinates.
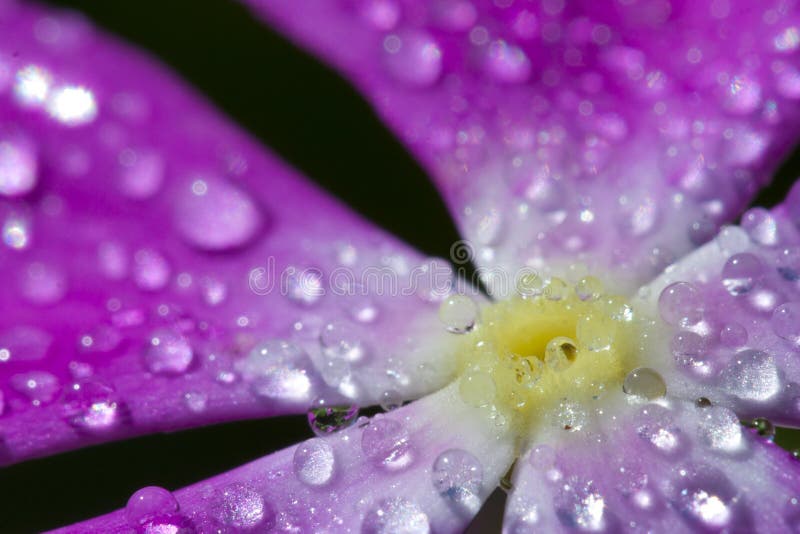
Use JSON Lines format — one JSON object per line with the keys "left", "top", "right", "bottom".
{"left": 3, "top": 0, "right": 800, "bottom": 532}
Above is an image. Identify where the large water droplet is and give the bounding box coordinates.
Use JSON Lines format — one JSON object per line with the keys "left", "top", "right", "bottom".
{"left": 118, "top": 148, "right": 164, "bottom": 199}
{"left": 438, "top": 295, "right": 479, "bottom": 333}
{"left": 741, "top": 208, "right": 778, "bottom": 246}
{"left": 719, "top": 323, "right": 748, "bottom": 348}
{"left": 236, "top": 340, "right": 314, "bottom": 403}
{"left": 320, "top": 321, "right": 368, "bottom": 362}
{"left": 293, "top": 438, "right": 335, "bottom": 486}
{"left": 636, "top": 407, "right": 683, "bottom": 456}
{"left": 697, "top": 406, "right": 743, "bottom": 452}
{"left": 144, "top": 329, "right": 193, "bottom": 375}
{"left": 62, "top": 380, "right": 121, "bottom": 432}
{"left": 723, "top": 74, "right": 761, "bottom": 115}
{"left": 658, "top": 282, "right": 703, "bottom": 326}
{"left": 484, "top": 39, "right": 531, "bottom": 84}
{"left": 125, "top": 486, "right": 179, "bottom": 527}
{"left": 9, "top": 371, "right": 60, "bottom": 405}
{"left": 216, "top": 483, "right": 272, "bottom": 530}
{"left": 432, "top": 448, "right": 483, "bottom": 514}
{"left": 623, "top": 368, "right": 666, "bottom": 399}
{"left": 133, "top": 248, "right": 170, "bottom": 291}
{"left": 719, "top": 349, "right": 780, "bottom": 402}
{"left": 676, "top": 472, "right": 736, "bottom": 530}
{"left": 383, "top": 31, "right": 442, "bottom": 87}
{"left": 772, "top": 302, "right": 800, "bottom": 345}
{"left": 0, "top": 136, "right": 37, "bottom": 196}
{"left": 174, "top": 177, "right": 261, "bottom": 251}
{"left": 362, "top": 498, "right": 430, "bottom": 534}
{"left": 776, "top": 247, "right": 800, "bottom": 281}
{"left": 554, "top": 478, "right": 609, "bottom": 531}
{"left": 722, "top": 253, "right": 763, "bottom": 295}
{"left": 307, "top": 394, "right": 359, "bottom": 436}
{"left": 361, "top": 416, "right": 411, "bottom": 466}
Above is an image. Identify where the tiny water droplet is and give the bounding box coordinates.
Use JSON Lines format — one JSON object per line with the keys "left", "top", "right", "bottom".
{"left": 438, "top": 295, "right": 479, "bottom": 333}
{"left": 380, "top": 389, "right": 404, "bottom": 411}
{"left": 622, "top": 368, "right": 666, "bottom": 400}
{"left": 721, "top": 253, "right": 763, "bottom": 295}
{"left": 125, "top": 486, "right": 179, "bottom": 527}
{"left": 307, "top": 394, "right": 359, "bottom": 436}
{"left": 144, "top": 329, "right": 193, "bottom": 375}
{"left": 62, "top": 380, "right": 121, "bottom": 431}
{"left": 545, "top": 337, "right": 577, "bottom": 371}
{"left": 320, "top": 321, "right": 368, "bottom": 363}
{"left": 293, "top": 438, "right": 335, "bottom": 486}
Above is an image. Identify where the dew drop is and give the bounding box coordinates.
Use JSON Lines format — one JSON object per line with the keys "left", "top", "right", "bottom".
{"left": 670, "top": 331, "right": 706, "bottom": 366}
{"left": 46, "top": 85, "right": 97, "bottom": 126}
{"left": 0, "top": 137, "right": 37, "bottom": 196}
{"left": 576, "top": 315, "right": 614, "bottom": 351}
{"left": 742, "top": 208, "right": 778, "bottom": 246}
{"left": 133, "top": 248, "right": 170, "bottom": 291}
{"left": 715, "top": 225, "right": 750, "bottom": 256}
{"left": 438, "top": 295, "right": 479, "bottom": 333}
{"left": 362, "top": 498, "right": 430, "bottom": 534}
{"left": 575, "top": 276, "right": 603, "bottom": 301}
{"left": 636, "top": 407, "right": 682, "bottom": 455}
{"left": 358, "top": 0, "right": 400, "bottom": 31}
{"left": 723, "top": 74, "right": 761, "bottom": 115}
{"left": 484, "top": 39, "right": 531, "bottom": 84}
{"left": 721, "top": 252, "right": 763, "bottom": 295}
{"left": 742, "top": 417, "right": 775, "bottom": 441}
{"left": 346, "top": 293, "right": 379, "bottom": 323}
{"left": 2, "top": 215, "right": 30, "bottom": 250}
{"left": 14, "top": 65, "right": 51, "bottom": 107}
{"left": 9, "top": 371, "right": 60, "bottom": 405}
{"left": 320, "top": 321, "right": 368, "bottom": 362}
{"left": 361, "top": 416, "right": 411, "bottom": 465}
{"left": 62, "top": 380, "right": 121, "bottom": 431}
{"left": 0, "top": 325, "right": 52, "bottom": 362}
{"left": 174, "top": 177, "right": 261, "bottom": 251}
{"left": 658, "top": 282, "right": 703, "bottom": 326}
{"left": 184, "top": 391, "right": 208, "bottom": 413}
{"left": 516, "top": 272, "right": 544, "bottom": 298}
{"left": 144, "top": 329, "right": 193, "bottom": 375}
{"left": 776, "top": 247, "right": 800, "bottom": 281}
{"left": 544, "top": 337, "right": 577, "bottom": 371}
{"left": 553, "top": 478, "right": 608, "bottom": 531}
{"left": 380, "top": 389, "right": 403, "bottom": 411}
{"left": 125, "top": 486, "right": 179, "bottom": 527}
{"left": 432, "top": 448, "right": 483, "bottom": 514}
{"left": 719, "top": 349, "right": 780, "bottom": 402}
{"left": 216, "top": 483, "right": 272, "bottom": 529}
{"left": 623, "top": 368, "right": 666, "bottom": 400}
{"left": 285, "top": 267, "right": 324, "bottom": 306}
{"left": 772, "top": 302, "right": 800, "bottom": 345}
{"left": 293, "top": 438, "right": 335, "bottom": 486}
{"left": 118, "top": 148, "right": 164, "bottom": 199}
{"left": 383, "top": 31, "right": 442, "bottom": 87}
{"left": 307, "top": 394, "right": 359, "bottom": 436}
{"left": 237, "top": 340, "right": 313, "bottom": 403}
{"left": 719, "top": 323, "right": 748, "bottom": 348}
{"left": 545, "top": 277, "right": 569, "bottom": 300}
{"left": 21, "top": 262, "right": 66, "bottom": 305}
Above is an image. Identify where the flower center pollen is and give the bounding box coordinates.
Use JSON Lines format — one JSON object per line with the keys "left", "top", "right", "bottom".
{"left": 443, "top": 274, "right": 657, "bottom": 439}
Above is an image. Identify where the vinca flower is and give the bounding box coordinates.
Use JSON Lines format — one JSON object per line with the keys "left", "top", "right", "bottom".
{"left": 3, "top": 0, "right": 800, "bottom": 532}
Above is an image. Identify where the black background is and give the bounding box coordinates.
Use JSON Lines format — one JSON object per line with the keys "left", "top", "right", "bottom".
{"left": 2, "top": 1, "right": 800, "bottom": 531}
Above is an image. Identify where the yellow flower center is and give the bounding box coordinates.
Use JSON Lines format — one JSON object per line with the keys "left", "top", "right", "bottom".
{"left": 444, "top": 274, "right": 656, "bottom": 439}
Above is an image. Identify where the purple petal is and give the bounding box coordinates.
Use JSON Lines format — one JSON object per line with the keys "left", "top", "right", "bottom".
{"left": 245, "top": 0, "right": 800, "bottom": 291}
{"left": 635, "top": 179, "right": 800, "bottom": 425}
{"left": 53, "top": 383, "right": 515, "bottom": 533}
{"left": 504, "top": 393, "right": 800, "bottom": 532}
{"left": 0, "top": 1, "right": 454, "bottom": 465}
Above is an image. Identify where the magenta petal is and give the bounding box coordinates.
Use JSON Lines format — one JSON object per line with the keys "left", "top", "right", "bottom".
{"left": 245, "top": 0, "right": 800, "bottom": 290}
{"left": 505, "top": 394, "right": 800, "bottom": 532}
{"left": 53, "top": 384, "right": 515, "bottom": 533}
{"left": 635, "top": 178, "right": 800, "bottom": 426}
{"left": 0, "top": 1, "right": 452, "bottom": 465}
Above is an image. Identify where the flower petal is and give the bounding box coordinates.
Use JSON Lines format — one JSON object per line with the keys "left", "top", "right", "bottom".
{"left": 245, "top": 0, "right": 800, "bottom": 292}
{"left": 0, "top": 1, "right": 456, "bottom": 465}
{"left": 53, "top": 383, "right": 515, "bottom": 533}
{"left": 504, "top": 393, "right": 800, "bottom": 533}
{"left": 634, "top": 180, "right": 800, "bottom": 426}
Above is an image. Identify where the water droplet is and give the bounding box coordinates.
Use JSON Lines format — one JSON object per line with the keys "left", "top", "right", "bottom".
{"left": 720, "top": 349, "right": 780, "bottom": 402}
{"left": 575, "top": 276, "right": 603, "bottom": 301}
{"left": 62, "top": 380, "right": 121, "bottom": 431}
{"left": 775, "top": 25, "right": 800, "bottom": 52}
{"left": 702, "top": 408, "right": 745, "bottom": 453}
{"left": 742, "top": 417, "right": 775, "bottom": 441}
{"left": 125, "top": 486, "right": 179, "bottom": 527}
{"left": 554, "top": 478, "right": 609, "bottom": 531}
{"left": 623, "top": 368, "right": 666, "bottom": 399}
{"left": 321, "top": 321, "right": 368, "bottom": 362}
{"left": 358, "top": 0, "right": 400, "bottom": 31}
{"left": 636, "top": 407, "right": 683, "bottom": 456}
{"left": 285, "top": 267, "right": 324, "bottom": 306}
{"left": 346, "top": 293, "right": 379, "bottom": 323}
{"left": 46, "top": 85, "right": 97, "bottom": 125}
{"left": 722, "top": 253, "right": 763, "bottom": 295}
{"left": 723, "top": 74, "right": 761, "bottom": 115}
{"left": 438, "top": 295, "right": 479, "bottom": 333}
{"left": 484, "top": 39, "right": 531, "bottom": 84}
{"left": 695, "top": 397, "right": 712, "bottom": 408}
{"left": 9, "top": 371, "right": 60, "bottom": 405}
{"left": 0, "top": 137, "right": 37, "bottom": 197}
{"left": 361, "top": 416, "right": 411, "bottom": 465}
{"left": 679, "top": 484, "right": 733, "bottom": 529}
{"left": 545, "top": 277, "right": 569, "bottom": 300}
{"left": 544, "top": 337, "right": 577, "bottom": 371}
{"left": 658, "top": 282, "right": 703, "bottom": 326}
{"left": 307, "top": 394, "right": 359, "bottom": 436}
{"left": 464, "top": 203, "right": 503, "bottom": 245}
{"left": 415, "top": 257, "right": 453, "bottom": 302}
{"left": 14, "top": 65, "right": 51, "bottom": 106}
{"left": 432, "top": 449, "right": 483, "bottom": 514}
{"left": 133, "top": 248, "right": 170, "bottom": 291}
{"left": 383, "top": 31, "right": 442, "bottom": 87}
{"left": 236, "top": 340, "right": 314, "bottom": 403}
{"left": 576, "top": 315, "right": 614, "bottom": 351}
{"left": 0, "top": 326, "right": 52, "bottom": 362}
{"left": 2, "top": 215, "right": 30, "bottom": 250}
{"left": 362, "top": 498, "right": 429, "bottom": 534}
{"left": 201, "top": 277, "right": 227, "bottom": 306}
{"left": 432, "top": 0, "right": 477, "bottom": 32}
{"left": 174, "top": 177, "right": 261, "bottom": 251}
{"left": 741, "top": 208, "right": 778, "bottom": 246}
{"left": 671, "top": 331, "right": 707, "bottom": 366}
{"left": 216, "top": 483, "right": 272, "bottom": 529}
{"left": 184, "top": 391, "right": 208, "bottom": 413}
{"left": 458, "top": 371, "right": 495, "bottom": 407}
{"left": 118, "top": 148, "right": 164, "bottom": 199}
{"left": 293, "top": 438, "right": 335, "bottom": 486}
{"left": 719, "top": 323, "right": 748, "bottom": 348}
{"left": 715, "top": 225, "right": 750, "bottom": 255}
{"left": 516, "top": 272, "right": 544, "bottom": 298}
{"left": 380, "top": 389, "right": 403, "bottom": 411}
{"left": 144, "top": 329, "right": 193, "bottom": 375}
{"left": 773, "top": 302, "right": 800, "bottom": 345}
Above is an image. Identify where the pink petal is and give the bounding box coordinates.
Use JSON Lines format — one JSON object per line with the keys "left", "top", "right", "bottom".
{"left": 53, "top": 383, "right": 515, "bottom": 533}
{"left": 0, "top": 1, "right": 454, "bottom": 465}
{"left": 505, "top": 393, "right": 800, "bottom": 532}
{"left": 635, "top": 178, "right": 800, "bottom": 426}
{"left": 245, "top": 0, "right": 800, "bottom": 291}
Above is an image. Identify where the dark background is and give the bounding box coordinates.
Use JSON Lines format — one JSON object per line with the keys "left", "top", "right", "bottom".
{"left": 2, "top": 1, "right": 800, "bottom": 531}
